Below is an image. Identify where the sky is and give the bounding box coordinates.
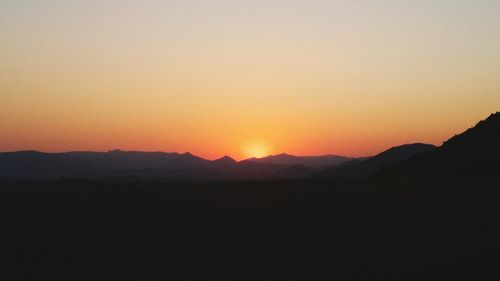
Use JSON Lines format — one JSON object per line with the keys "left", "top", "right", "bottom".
{"left": 1, "top": 0, "right": 499, "bottom": 160}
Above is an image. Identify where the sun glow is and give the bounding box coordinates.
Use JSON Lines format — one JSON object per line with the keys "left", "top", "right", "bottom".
{"left": 242, "top": 140, "right": 272, "bottom": 159}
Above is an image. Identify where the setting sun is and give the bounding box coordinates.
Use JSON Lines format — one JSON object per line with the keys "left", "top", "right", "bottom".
{"left": 242, "top": 140, "right": 273, "bottom": 159}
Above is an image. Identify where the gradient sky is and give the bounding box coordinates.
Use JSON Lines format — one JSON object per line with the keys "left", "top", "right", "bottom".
{"left": 1, "top": 0, "right": 499, "bottom": 159}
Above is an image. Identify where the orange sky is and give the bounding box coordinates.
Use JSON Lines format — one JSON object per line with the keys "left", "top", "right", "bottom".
{"left": 1, "top": 1, "right": 499, "bottom": 160}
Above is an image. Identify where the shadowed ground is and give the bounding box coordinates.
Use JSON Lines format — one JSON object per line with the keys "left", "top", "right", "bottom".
{"left": 1, "top": 177, "right": 499, "bottom": 281}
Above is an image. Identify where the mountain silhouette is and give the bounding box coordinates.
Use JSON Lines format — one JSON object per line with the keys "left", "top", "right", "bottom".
{"left": 212, "top": 156, "right": 238, "bottom": 166}
{"left": 315, "top": 143, "right": 437, "bottom": 178}
{"left": 68, "top": 150, "right": 210, "bottom": 170}
{"left": 242, "top": 153, "right": 354, "bottom": 169}
{"left": 0, "top": 150, "right": 313, "bottom": 181}
{"left": 1, "top": 112, "right": 497, "bottom": 181}
{"left": 2, "top": 112, "right": 499, "bottom": 281}
{"left": 0, "top": 150, "right": 211, "bottom": 179}
{"left": 383, "top": 112, "right": 500, "bottom": 179}
{"left": 0, "top": 150, "right": 359, "bottom": 181}
{"left": 0, "top": 151, "right": 97, "bottom": 178}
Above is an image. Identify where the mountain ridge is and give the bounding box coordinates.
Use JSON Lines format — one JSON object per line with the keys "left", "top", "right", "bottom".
{"left": 314, "top": 143, "right": 437, "bottom": 178}
{"left": 2, "top": 112, "right": 498, "bottom": 181}
{"left": 381, "top": 112, "right": 500, "bottom": 179}
{"left": 241, "top": 153, "right": 355, "bottom": 169}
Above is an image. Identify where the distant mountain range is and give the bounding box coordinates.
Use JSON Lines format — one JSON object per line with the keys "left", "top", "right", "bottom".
{"left": 0, "top": 150, "right": 320, "bottom": 181}
{"left": 0, "top": 150, "right": 363, "bottom": 181}
{"left": 241, "top": 153, "right": 355, "bottom": 169}
{"left": 1, "top": 112, "right": 498, "bottom": 181}
{"left": 0, "top": 150, "right": 211, "bottom": 180}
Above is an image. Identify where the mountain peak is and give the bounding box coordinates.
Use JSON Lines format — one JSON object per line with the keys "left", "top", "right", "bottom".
{"left": 213, "top": 155, "right": 237, "bottom": 164}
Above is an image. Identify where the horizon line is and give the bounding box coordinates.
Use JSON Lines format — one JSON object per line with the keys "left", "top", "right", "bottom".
{"left": 0, "top": 142, "right": 436, "bottom": 161}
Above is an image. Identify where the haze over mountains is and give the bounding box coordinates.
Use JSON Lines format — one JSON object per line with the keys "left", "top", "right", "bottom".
{"left": 1, "top": 112, "right": 498, "bottom": 181}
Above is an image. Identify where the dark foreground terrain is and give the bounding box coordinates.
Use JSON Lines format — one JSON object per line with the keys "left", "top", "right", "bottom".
{"left": 1, "top": 177, "right": 499, "bottom": 281}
